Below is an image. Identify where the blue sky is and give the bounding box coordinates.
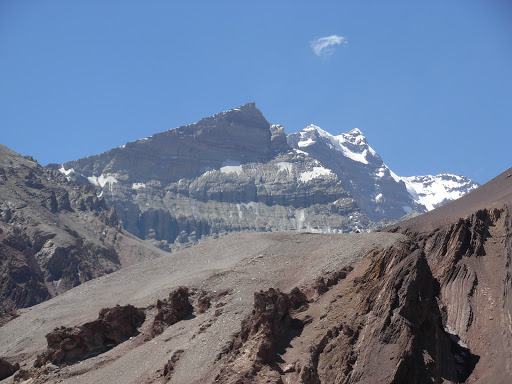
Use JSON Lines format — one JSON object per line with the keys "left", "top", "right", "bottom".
{"left": 1, "top": 1, "right": 511, "bottom": 184}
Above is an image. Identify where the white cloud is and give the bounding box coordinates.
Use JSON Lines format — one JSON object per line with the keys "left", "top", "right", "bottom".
{"left": 311, "top": 35, "right": 347, "bottom": 57}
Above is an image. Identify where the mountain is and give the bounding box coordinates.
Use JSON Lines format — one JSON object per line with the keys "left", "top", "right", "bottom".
{"left": 287, "top": 125, "right": 420, "bottom": 220}
{"left": 0, "top": 144, "right": 167, "bottom": 316}
{"left": 1, "top": 164, "right": 509, "bottom": 383}
{"left": 401, "top": 173, "right": 479, "bottom": 211}
{"left": 54, "top": 103, "right": 373, "bottom": 251}
{"left": 54, "top": 103, "right": 478, "bottom": 250}
{"left": 287, "top": 124, "right": 480, "bottom": 220}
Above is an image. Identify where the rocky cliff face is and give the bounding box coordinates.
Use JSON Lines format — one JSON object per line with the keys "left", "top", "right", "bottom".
{"left": 0, "top": 144, "right": 166, "bottom": 315}
{"left": 55, "top": 104, "right": 478, "bottom": 250}
{"left": 62, "top": 103, "right": 273, "bottom": 186}
{"left": 58, "top": 104, "right": 369, "bottom": 250}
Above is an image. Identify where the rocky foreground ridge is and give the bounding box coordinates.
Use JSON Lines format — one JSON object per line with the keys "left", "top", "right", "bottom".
{"left": 0, "top": 167, "right": 510, "bottom": 383}
{"left": 0, "top": 144, "right": 167, "bottom": 316}
{"left": 55, "top": 103, "right": 478, "bottom": 250}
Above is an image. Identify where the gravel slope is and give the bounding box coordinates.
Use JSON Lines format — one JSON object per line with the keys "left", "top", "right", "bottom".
{"left": 0, "top": 231, "right": 402, "bottom": 384}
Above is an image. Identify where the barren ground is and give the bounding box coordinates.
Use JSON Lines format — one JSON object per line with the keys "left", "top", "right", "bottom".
{"left": 0, "top": 231, "right": 403, "bottom": 384}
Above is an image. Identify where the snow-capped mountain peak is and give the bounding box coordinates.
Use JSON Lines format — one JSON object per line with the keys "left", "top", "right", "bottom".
{"left": 296, "top": 125, "right": 378, "bottom": 165}
{"left": 288, "top": 123, "right": 480, "bottom": 220}
{"left": 399, "top": 173, "right": 479, "bottom": 211}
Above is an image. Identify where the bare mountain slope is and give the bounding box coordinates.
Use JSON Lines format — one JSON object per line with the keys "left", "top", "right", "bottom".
{"left": 0, "top": 144, "right": 167, "bottom": 316}
{"left": 0, "top": 231, "right": 402, "bottom": 383}
{"left": 1, "top": 168, "right": 510, "bottom": 383}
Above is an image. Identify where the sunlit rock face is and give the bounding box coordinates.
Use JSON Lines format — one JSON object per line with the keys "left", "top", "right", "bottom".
{"left": 58, "top": 104, "right": 369, "bottom": 250}
{"left": 58, "top": 103, "right": 478, "bottom": 250}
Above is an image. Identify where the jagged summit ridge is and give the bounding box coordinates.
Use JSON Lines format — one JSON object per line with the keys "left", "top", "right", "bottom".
{"left": 125, "top": 102, "right": 264, "bottom": 146}
{"left": 288, "top": 123, "right": 479, "bottom": 219}
{"left": 288, "top": 124, "right": 415, "bottom": 220}
{"left": 60, "top": 103, "right": 273, "bottom": 185}
{"left": 294, "top": 125, "right": 379, "bottom": 165}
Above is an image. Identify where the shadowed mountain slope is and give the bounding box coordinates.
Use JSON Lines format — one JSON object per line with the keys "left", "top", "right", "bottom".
{"left": 0, "top": 144, "right": 167, "bottom": 316}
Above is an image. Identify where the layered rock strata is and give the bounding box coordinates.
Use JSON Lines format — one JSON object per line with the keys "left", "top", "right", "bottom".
{"left": 58, "top": 104, "right": 368, "bottom": 250}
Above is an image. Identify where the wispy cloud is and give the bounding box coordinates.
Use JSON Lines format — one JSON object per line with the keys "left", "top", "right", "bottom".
{"left": 311, "top": 35, "right": 347, "bottom": 57}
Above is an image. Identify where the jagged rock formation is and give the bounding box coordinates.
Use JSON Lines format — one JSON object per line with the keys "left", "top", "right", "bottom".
{"left": 215, "top": 287, "right": 309, "bottom": 383}
{"left": 0, "top": 144, "right": 168, "bottom": 315}
{"left": 34, "top": 304, "right": 145, "bottom": 367}
{"left": 150, "top": 287, "right": 192, "bottom": 337}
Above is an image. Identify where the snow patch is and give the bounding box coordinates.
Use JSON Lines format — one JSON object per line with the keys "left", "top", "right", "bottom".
{"left": 132, "top": 183, "right": 146, "bottom": 190}
{"left": 88, "top": 174, "right": 118, "bottom": 189}
{"left": 59, "top": 166, "right": 74, "bottom": 176}
{"left": 374, "top": 167, "right": 387, "bottom": 178}
{"left": 235, "top": 201, "right": 260, "bottom": 219}
{"left": 300, "top": 166, "right": 333, "bottom": 183}
{"left": 276, "top": 162, "right": 294, "bottom": 173}
{"left": 297, "top": 138, "right": 316, "bottom": 147}
{"left": 294, "top": 208, "right": 306, "bottom": 230}
{"left": 400, "top": 174, "right": 478, "bottom": 211}
{"left": 220, "top": 160, "right": 243, "bottom": 175}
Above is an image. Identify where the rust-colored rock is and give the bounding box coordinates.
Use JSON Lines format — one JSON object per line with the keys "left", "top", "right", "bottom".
{"left": 0, "top": 357, "right": 19, "bottom": 380}
{"left": 35, "top": 304, "right": 145, "bottom": 367}
{"left": 151, "top": 287, "right": 192, "bottom": 337}
{"left": 216, "top": 287, "right": 308, "bottom": 383}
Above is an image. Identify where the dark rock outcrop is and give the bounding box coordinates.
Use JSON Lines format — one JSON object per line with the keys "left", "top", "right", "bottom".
{"left": 34, "top": 304, "right": 145, "bottom": 367}
{"left": 150, "top": 286, "right": 193, "bottom": 337}
{"left": 163, "top": 349, "right": 184, "bottom": 381}
{"left": 217, "top": 287, "right": 308, "bottom": 383}
{"left": 0, "top": 357, "right": 19, "bottom": 380}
